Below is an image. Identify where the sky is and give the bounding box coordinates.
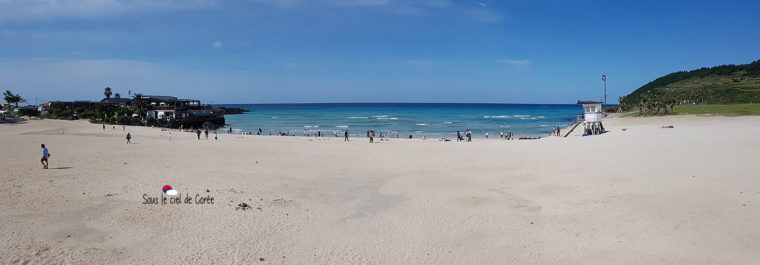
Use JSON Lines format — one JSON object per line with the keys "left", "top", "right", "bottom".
{"left": 1, "top": 0, "right": 759, "bottom": 104}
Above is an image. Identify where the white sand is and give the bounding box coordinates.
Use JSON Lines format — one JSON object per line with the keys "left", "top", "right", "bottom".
{"left": 1, "top": 116, "right": 759, "bottom": 264}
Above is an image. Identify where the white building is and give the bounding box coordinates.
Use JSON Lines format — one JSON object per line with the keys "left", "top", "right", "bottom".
{"left": 142, "top": 95, "right": 207, "bottom": 120}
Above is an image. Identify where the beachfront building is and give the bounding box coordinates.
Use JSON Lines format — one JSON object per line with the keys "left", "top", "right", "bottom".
{"left": 577, "top": 100, "right": 605, "bottom": 135}
{"left": 140, "top": 95, "right": 224, "bottom": 128}
{"left": 141, "top": 95, "right": 211, "bottom": 120}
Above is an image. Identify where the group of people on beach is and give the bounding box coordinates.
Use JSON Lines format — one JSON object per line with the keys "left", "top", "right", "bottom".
{"left": 551, "top": 125, "right": 562, "bottom": 136}
{"left": 456, "top": 130, "right": 473, "bottom": 142}
{"left": 242, "top": 128, "right": 262, "bottom": 135}
{"left": 500, "top": 131, "right": 514, "bottom": 140}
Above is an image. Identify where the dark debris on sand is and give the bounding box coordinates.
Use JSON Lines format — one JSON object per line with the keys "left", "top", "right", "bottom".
{"left": 235, "top": 202, "right": 251, "bottom": 211}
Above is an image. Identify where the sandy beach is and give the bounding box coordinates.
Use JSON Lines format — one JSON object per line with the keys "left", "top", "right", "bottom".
{"left": 1, "top": 115, "right": 759, "bottom": 264}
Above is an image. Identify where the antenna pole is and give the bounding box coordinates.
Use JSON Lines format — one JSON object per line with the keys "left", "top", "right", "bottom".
{"left": 604, "top": 77, "right": 607, "bottom": 108}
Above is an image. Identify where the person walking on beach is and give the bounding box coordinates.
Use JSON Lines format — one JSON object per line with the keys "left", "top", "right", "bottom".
{"left": 485, "top": 131, "right": 489, "bottom": 139}
{"left": 344, "top": 130, "right": 349, "bottom": 141}
{"left": 466, "top": 129, "right": 472, "bottom": 142}
{"left": 196, "top": 129, "right": 201, "bottom": 140}
{"left": 102, "top": 124, "right": 105, "bottom": 131}
{"left": 126, "top": 132, "right": 132, "bottom": 144}
{"left": 369, "top": 131, "right": 374, "bottom": 143}
{"left": 204, "top": 129, "right": 209, "bottom": 140}
{"left": 457, "top": 131, "right": 461, "bottom": 142}
{"left": 40, "top": 144, "right": 51, "bottom": 169}
{"left": 556, "top": 127, "right": 561, "bottom": 136}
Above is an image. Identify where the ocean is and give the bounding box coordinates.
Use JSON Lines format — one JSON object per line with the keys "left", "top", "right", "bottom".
{"left": 217, "top": 103, "right": 583, "bottom": 138}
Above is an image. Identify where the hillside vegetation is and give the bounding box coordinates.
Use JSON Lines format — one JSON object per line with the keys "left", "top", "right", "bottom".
{"left": 619, "top": 59, "right": 760, "bottom": 114}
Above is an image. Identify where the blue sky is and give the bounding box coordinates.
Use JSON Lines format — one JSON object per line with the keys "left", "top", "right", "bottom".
{"left": 1, "top": 0, "right": 759, "bottom": 104}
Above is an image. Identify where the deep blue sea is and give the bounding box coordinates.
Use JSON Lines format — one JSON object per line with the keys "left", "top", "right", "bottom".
{"left": 217, "top": 103, "right": 583, "bottom": 138}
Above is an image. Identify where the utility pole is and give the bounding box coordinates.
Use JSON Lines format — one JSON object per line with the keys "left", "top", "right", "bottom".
{"left": 601, "top": 74, "right": 610, "bottom": 108}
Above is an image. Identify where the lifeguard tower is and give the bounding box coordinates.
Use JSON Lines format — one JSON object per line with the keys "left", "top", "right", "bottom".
{"left": 577, "top": 100, "right": 605, "bottom": 135}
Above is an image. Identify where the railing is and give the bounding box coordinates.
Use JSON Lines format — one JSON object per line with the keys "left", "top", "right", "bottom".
{"left": 147, "top": 106, "right": 177, "bottom": 111}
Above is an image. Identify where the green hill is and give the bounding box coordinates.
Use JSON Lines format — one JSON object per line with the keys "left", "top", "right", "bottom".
{"left": 619, "top": 59, "right": 760, "bottom": 110}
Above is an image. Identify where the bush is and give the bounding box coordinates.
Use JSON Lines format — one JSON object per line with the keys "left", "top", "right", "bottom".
{"left": 202, "top": 121, "right": 217, "bottom": 130}
{"left": 116, "top": 116, "right": 131, "bottom": 125}
{"left": 79, "top": 109, "right": 99, "bottom": 119}
{"left": 18, "top": 107, "right": 40, "bottom": 117}
{"left": 130, "top": 116, "right": 144, "bottom": 126}
{"left": 146, "top": 116, "right": 158, "bottom": 127}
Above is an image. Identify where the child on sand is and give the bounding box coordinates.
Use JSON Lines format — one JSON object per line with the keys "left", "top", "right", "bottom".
{"left": 40, "top": 144, "right": 51, "bottom": 169}
{"left": 126, "top": 132, "right": 131, "bottom": 144}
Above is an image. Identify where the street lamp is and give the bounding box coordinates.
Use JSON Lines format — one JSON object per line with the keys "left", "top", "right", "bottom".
{"left": 601, "top": 74, "right": 610, "bottom": 108}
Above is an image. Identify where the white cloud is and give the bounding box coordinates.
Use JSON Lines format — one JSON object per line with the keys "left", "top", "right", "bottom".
{"left": 497, "top": 59, "right": 531, "bottom": 65}
{"left": 479, "top": 2, "right": 487, "bottom": 7}
{"left": 212, "top": 41, "right": 223, "bottom": 48}
{"left": 423, "top": 0, "right": 452, "bottom": 8}
{"left": 463, "top": 8, "right": 503, "bottom": 23}
{"left": 0, "top": 0, "right": 213, "bottom": 21}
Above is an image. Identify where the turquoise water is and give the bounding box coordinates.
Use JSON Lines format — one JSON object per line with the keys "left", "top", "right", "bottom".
{"left": 218, "top": 103, "right": 582, "bottom": 138}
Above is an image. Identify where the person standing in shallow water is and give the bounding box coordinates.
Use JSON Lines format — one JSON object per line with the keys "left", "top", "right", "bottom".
{"left": 40, "top": 144, "right": 51, "bottom": 169}
{"left": 126, "top": 132, "right": 131, "bottom": 144}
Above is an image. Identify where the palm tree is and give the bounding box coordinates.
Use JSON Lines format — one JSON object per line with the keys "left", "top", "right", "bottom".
{"left": 618, "top": 96, "right": 625, "bottom": 111}
{"left": 3, "top": 90, "right": 25, "bottom": 109}
{"left": 104, "top": 87, "right": 112, "bottom": 101}
{"left": 130, "top": 93, "right": 146, "bottom": 118}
